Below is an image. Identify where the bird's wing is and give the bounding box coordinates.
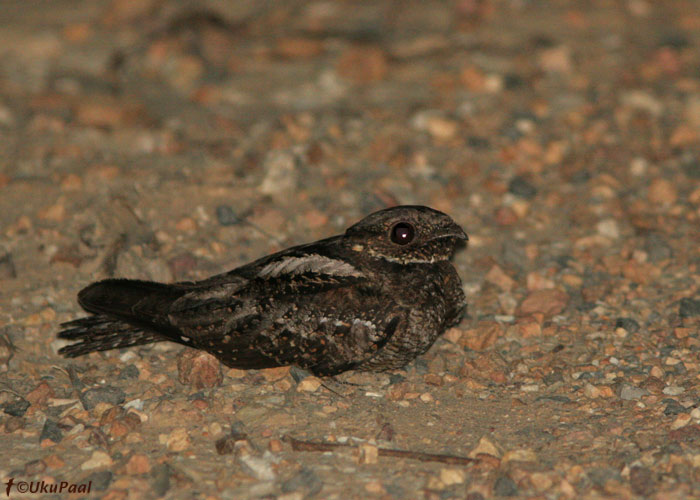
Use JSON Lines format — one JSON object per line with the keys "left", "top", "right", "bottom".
{"left": 165, "top": 249, "right": 404, "bottom": 375}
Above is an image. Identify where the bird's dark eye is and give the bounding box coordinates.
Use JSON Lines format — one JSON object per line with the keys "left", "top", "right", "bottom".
{"left": 390, "top": 222, "right": 415, "bottom": 245}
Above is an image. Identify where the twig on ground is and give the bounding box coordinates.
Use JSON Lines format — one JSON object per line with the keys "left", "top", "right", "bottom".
{"left": 284, "top": 435, "right": 478, "bottom": 466}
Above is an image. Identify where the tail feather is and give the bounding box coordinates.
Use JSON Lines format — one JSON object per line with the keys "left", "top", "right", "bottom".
{"left": 59, "top": 279, "right": 191, "bottom": 358}
{"left": 59, "top": 315, "right": 132, "bottom": 339}
{"left": 78, "top": 279, "right": 185, "bottom": 331}
{"left": 57, "top": 316, "right": 164, "bottom": 357}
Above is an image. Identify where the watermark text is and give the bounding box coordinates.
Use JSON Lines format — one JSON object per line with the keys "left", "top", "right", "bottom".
{"left": 5, "top": 478, "right": 92, "bottom": 496}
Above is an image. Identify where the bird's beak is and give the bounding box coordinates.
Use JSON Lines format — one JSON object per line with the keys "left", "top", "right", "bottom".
{"left": 433, "top": 222, "right": 468, "bottom": 242}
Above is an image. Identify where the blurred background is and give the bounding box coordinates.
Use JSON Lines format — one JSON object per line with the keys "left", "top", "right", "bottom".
{"left": 2, "top": 0, "right": 698, "bottom": 316}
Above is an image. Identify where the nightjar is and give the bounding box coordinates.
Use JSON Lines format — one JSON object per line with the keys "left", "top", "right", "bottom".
{"left": 58, "top": 205, "right": 468, "bottom": 376}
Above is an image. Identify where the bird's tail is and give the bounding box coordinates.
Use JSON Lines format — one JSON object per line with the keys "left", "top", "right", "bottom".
{"left": 58, "top": 316, "right": 162, "bottom": 357}
{"left": 58, "top": 279, "right": 189, "bottom": 357}
{"left": 77, "top": 279, "right": 185, "bottom": 326}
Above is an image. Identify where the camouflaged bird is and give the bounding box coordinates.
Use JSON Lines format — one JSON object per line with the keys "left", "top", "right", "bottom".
{"left": 58, "top": 205, "right": 468, "bottom": 376}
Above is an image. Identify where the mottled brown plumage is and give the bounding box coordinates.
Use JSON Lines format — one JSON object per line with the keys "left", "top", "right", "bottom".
{"left": 58, "top": 205, "right": 468, "bottom": 376}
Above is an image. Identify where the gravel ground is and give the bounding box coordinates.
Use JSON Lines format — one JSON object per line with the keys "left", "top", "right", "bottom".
{"left": 1, "top": 0, "right": 700, "bottom": 498}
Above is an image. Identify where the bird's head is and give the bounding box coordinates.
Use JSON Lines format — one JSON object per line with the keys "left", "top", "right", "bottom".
{"left": 344, "top": 205, "right": 468, "bottom": 264}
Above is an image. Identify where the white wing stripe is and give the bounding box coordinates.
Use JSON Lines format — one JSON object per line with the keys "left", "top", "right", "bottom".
{"left": 258, "top": 254, "right": 363, "bottom": 278}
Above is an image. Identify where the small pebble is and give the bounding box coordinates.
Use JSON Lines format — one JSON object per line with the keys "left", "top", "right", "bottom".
{"left": 215, "top": 205, "right": 242, "bottom": 226}
{"left": 281, "top": 468, "right": 320, "bottom": 495}
{"left": 297, "top": 376, "right": 322, "bottom": 392}
{"left": 0, "top": 253, "right": 17, "bottom": 279}
{"left": 150, "top": 464, "right": 172, "bottom": 496}
{"left": 518, "top": 320, "right": 542, "bottom": 338}
{"left": 177, "top": 349, "right": 223, "bottom": 389}
{"left": 215, "top": 429, "right": 248, "bottom": 455}
{"left": 376, "top": 422, "right": 395, "bottom": 442}
{"left": 125, "top": 453, "right": 151, "bottom": 475}
{"left": 662, "top": 385, "right": 685, "bottom": 396}
{"left": 493, "top": 475, "right": 518, "bottom": 496}
{"left": 39, "top": 419, "right": 63, "bottom": 444}
{"left": 469, "top": 436, "right": 503, "bottom": 459}
{"left": 501, "top": 448, "right": 537, "bottom": 463}
{"left": 495, "top": 206, "right": 518, "bottom": 226}
{"left": 25, "top": 381, "right": 53, "bottom": 407}
{"left": 683, "top": 159, "right": 700, "bottom": 179}
{"left": 584, "top": 383, "right": 600, "bottom": 398}
{"left": 460, "top": 321, "right": 503, "bottom": 351}
{"left": 275, "top": 37, "right": 323, "bottom": 59}
{"left": 209, "top": 422, "right": 223, "bottom": 436}
{"left": 526, "top": 272, "right": 555, "bottom": 291}
{"left": 530, "top": 472, "right": 553, "bottom": 491}
{"left": 38, "top": 202, "right": 66, "bottom": 222}
{"left": 167, "top": 253, "right": 197, "bottom": 278}
{"left": 663, "top": 400, "right": 685, "bottom": 416}
{"left": 260, "top": 150, "right": 299, "bottom": 197}
{"left": 539, "top": 45, "right": 572, "bottom": 73}
{"left": 674, "top": 327, "right": 691, "bottom": 339}
{"left": 0, "top": 328, "right": 15, "bottom": 370}
{"left": 239, "top": 454, "right": 276, "bottom": 480}
{"left": 118, "top": 365, "right": 140, "bottom": 380}
{"left": 597, "top": 219, "right": 620, "bottom": 239}
{"left": 485, "top": 265, "right": 516, "bottom": 291}
{"left": 644, "top": 233, "right": 673, "bottom": 261}
{"left": 443, "top": 327, "right": 462, "bottom": 343}
{"left": 2, "top": 397, "right": 29, "bottom": 417}
{"left": 260, "top": 366, "right": 291, "bottom": 382}
{"left": 647, "top": 178, "right": 677, "bottom": 205}
{"left": 419, "top": 392, "right": 434, "bottom": 403}
{"left": 166, "top": 428, "right": 190, "bottom": 452}
{"left": 465, "top": 493, "right": 487, "bottom": 500}
{"left": 364, "top": 481, "right": 385, "bottom": 494}
{"left": 671, "top": 413, "right": 691, "bottom": 430}
{"left": 289, "top": 366, "right": 311, "bottom": 383}
{"left": 619, "top": 384, "right": 649, "bottom": 400}
{"left": 615, "top": 317, "right": 640, "bottom": 333}
{"left": 3, "top": 416, "right": 25, "bottom": 433}
{"left": 80, "top": 386, "right": 126, "bottom": 410}
{"left": 508, "top": 176, "right": 537, "bottom": 199}
{"left": 336, "top": 46, "right": 387, "bottom": 83}
{"left": 175, "top": 217, "right": 197, "bottom": 232}
{"left": 84, "top": 471, "right": 113, "bottom": 491}
{"left": 81, "top": 451, "right": 113, "bottom": 470}
{"left": 425, "top": 116, "right": 458, "bottom": 141}
{"left": 440, "top": 468, "right": 466, "bottom": 485}
{"left": 629, "top": 466, "right": 655, "bottom": 496}
{"left": 42, "top": 454, "right": 65, "bottom": 470}
{"left": 518, "top": 289, "right": 569, "bottom": 316}
{"left": 358, "top": 443, "right": 379, "bottom": 464}
{"left": 268, "top": 439, "right": 284, "bottom": 452}
{"left": 24, "top": 459, "right": 47, "bottom": 475}
{"left": 679, "top": 298, "right": 700, "bottom": 318}
{"left": 0, "top": 102, "right": 15, "bottom": 126}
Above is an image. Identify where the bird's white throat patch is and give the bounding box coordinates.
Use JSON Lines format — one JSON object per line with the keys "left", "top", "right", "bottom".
{"left": 365, "top": 246, "right": 441, "bottom": 264}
